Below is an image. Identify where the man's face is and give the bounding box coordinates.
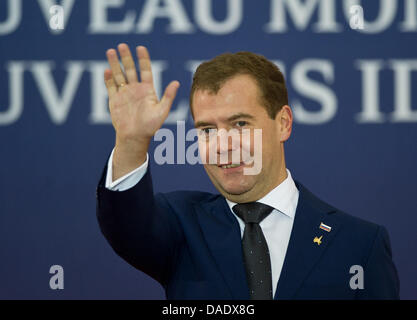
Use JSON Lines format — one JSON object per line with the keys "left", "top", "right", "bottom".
{"left": 192, "top": 74, "right": 291, "bottom": 203}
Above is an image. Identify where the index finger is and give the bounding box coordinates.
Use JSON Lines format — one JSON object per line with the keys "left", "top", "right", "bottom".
{"left": 136, "top": 46, "right": 154, "bottom": 85}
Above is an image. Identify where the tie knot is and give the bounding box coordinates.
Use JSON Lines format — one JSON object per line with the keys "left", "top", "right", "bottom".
{"left": 232, "top": 202, "right": 274, "bottom": 224}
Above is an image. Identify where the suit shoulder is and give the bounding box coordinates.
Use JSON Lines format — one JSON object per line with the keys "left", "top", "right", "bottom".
{"left": 322, "top": 204, "right": 384, "bottom": 253}
{"left": 309, "top": 195, "right": 385, "bottom": 261}
{"left": 297, "top": 180, "right": 382, "bottom": 244}
{"left": 297, "top": 180, "right": 382, "bottom": 234}
{"left": 333, "top": 209, "right": 381, "bottom": 238}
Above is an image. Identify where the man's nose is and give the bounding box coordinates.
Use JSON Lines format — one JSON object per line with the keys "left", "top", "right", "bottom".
{"left": 216, "top": 129, "right": 241, "bottom": 155}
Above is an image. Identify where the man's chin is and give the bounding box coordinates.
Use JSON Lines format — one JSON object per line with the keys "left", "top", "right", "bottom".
{"left": 206, "top": 170, "right": 255, "bottom": 199}
{"left": 220, "top": 184, "right": 253, "bottom": 197}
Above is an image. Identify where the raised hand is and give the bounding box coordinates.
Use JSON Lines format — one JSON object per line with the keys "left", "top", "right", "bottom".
{"left": 104, "top": 44, "right": 180, "bottom": 180}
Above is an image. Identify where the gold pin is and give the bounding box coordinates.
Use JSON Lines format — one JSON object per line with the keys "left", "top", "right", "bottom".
{"left": 313, "top": 235, "right": 323, "bottom": 245}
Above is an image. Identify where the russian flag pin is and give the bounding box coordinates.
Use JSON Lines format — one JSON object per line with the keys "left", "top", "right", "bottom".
{"left": 319, "top": 222, "right": 332, "bottom": 232}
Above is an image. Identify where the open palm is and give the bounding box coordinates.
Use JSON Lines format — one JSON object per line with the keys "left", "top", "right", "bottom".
{"left": 104, "top": 44, "right": 180, "bottom": 143}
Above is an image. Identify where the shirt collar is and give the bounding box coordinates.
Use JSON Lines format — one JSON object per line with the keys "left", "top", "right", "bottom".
{"left": 225, "top": 169, "right": 298, "bottom": 219}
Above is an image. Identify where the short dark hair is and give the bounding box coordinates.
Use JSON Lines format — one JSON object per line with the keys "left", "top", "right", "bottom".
{"left": 190, "top": 51, "right": 288, "bottom": 119}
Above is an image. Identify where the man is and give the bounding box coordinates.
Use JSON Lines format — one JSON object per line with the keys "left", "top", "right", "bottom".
{"left": 96, "top": 43, "right": 400, "bottom": 299}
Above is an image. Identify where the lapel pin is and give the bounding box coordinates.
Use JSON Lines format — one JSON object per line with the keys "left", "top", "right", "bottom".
{"left": 319, "top": 222, "right": 332, "bottom": 232}
{"left": 313, "top": 235, "right": 323, "bottom": 245}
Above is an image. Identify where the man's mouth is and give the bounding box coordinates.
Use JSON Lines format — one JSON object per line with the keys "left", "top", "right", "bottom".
{"left": 220, "top": 163, "right": 241, "bottom": 169}
{"left": 217, "top": 162, "right": 245, "bottom": 170}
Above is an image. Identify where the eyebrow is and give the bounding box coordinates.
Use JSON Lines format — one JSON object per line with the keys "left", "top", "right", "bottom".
{"left": 194, "top": 112, "right": 255, "bottom": 128}
{"left": 227, "top": 113, "right": 255, "bottom": 122}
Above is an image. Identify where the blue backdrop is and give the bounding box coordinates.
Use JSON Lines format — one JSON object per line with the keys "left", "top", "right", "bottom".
{"left": 0, "top": 0, "right": 416, "bottom": 299}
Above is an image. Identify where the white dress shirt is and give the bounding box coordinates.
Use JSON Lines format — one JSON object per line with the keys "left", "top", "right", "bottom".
{"left": 225, "top": 172, "right": 299, "bottom": 296}
{"left": 105, "top": 149, "right": 300, "bottom": 297}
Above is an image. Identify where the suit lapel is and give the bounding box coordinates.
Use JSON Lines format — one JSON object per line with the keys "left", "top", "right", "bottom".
{"left": 194, "top": 196, "right": 250, "bottom": 299}
{"left": 194, "top": 181, "right": 342, "bottom": 300}
{"left": 275, "top": 181, "right": 341, "bottom": 299}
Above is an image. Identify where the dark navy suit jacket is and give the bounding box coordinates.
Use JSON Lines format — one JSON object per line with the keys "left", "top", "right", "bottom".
{"left": 96, "top": 164, "right": 400, "bottom": 299}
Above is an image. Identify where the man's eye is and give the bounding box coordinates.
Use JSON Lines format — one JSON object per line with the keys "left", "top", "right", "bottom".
{"left": 236, "top": 121, "right": 247, "bottom": 127}
{"left": 199, "top": 128, "right": 215, "bottom": 136}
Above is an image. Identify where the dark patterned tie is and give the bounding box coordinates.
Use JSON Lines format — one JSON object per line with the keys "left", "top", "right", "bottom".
{"left": 233, "top": 202, "right": 274, "bottom": 300}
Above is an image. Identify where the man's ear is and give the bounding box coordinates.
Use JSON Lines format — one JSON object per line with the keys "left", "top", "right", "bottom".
{"left": 276, "top": 105, "right": 293, "bottom": 142}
